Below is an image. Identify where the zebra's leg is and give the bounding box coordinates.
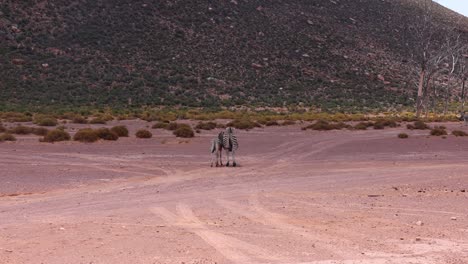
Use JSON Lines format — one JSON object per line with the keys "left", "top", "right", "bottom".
{"left": 232, "top": 150, "right": 237, "bottom": 167}
{"left": 211, "top": 151, "right": 216, "bottom": 167}
{"left": 225, "top": 149, "right": 230, "bottom": 167}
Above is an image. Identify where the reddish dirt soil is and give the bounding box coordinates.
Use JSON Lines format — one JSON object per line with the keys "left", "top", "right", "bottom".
{"left": 1, "top": 120, "right": 467, "bottom": 264}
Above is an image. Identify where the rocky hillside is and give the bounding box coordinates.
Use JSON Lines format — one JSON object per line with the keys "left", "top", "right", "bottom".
{"left": 0, "top": 0, "right": 466, "bottom": 110}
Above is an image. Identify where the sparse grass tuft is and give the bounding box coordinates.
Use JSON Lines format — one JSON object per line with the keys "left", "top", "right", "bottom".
{"left": 136, "top": 129, "right": 152, "bottom": 138}
{"left": 110, "top": 126, "right": 129, "bottom": 137}
{"left": 42, "top": 129, "right": 71, "bottom": 142}
{"left": 452, "top": 130, "right": 468, "bottom": 137}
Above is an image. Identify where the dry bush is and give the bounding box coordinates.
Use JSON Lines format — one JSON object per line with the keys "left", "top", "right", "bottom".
{"left": 33, "top": 115, "right": 58, "bottom": 126}
{"left": 32, "top": 127, "right": 49, "bottom": 136}
{"left": 0, "top": 133, "right": 16, "bottom": 141}
{"left": 281, "top": 120, "right": 296, "bottom": 126}
{"left": 430, "top": 127, "right": 447, "bottom": 136}
{"left": 42, "top": 129, "right": 71, "bottom": 142}
{"left": 0, "top": 123, "right": 6, "bottom": 133}
{"left": 265, "top": 120, "right": 280, "bottom": 126}
{"left": 354, "top": 122, "right": 373, "bottom": 130}
{"left": 152, "top": 122, "right": 170, "bottom": 129}
{"left": 72, "top": 116, "right": 88, "bottom": 124}
{"left": 173, "top": 125, "right": 195, "bottom": 138}
{"left": 95, "top": 128, "right": 119, "bottom": 140}
{"left": 452, "top": 130, "right": 468, "bottom": 137}
{"left": 9, "top": 125, "right": 33, "bottom": 134}
{"left": 226, "top": 119, "right": 261, "bottom": 130}
{"left": 410, "top": 121, "right": 430, "bottom": 130}
{"left": 110, "top": 126, "right": 129, "bottom": 137}
{"left": 73, "top": 128, "right": 99, "bottom": 142}
{"left": 195, "top": 122, "right": 217, "bottom": 130}
{"left": 89, "top": 118, "right": 107, "bottom": 124}
{"left": 0, "top": 112, "right": 32, "bottom": 122}
{"left": 136, "top": 129, "right": 152, "bottom": 138}
{"left": 398, "top": 133, "right": 409, "bottom": 139}
{"left": 373, "top": 119, "right": 398, "bottom": 129}
{"left": 303, "top": 120, "right": 350, "bottom": 131}
{"left": 373, "top": 122, "right": 385, "bottom": 130}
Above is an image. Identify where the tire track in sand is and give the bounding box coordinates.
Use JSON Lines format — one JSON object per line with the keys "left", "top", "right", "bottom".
{"left": 150, "top": 203, "right": 283, "bottom": 264}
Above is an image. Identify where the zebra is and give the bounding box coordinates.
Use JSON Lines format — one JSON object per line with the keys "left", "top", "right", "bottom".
{"left": 223, "top": 127, "right": 238, "bottom": 167}
{"left": 210, "top": 131, "right": 224, "bottom": 167}
{"left": 460, "top": 112, "right": 468, "bottom": 126}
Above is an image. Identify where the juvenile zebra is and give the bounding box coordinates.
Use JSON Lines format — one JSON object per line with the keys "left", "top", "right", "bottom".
{"left": 223, "top": 127, "right": 239, "bottom": 167}
{"left": 210, "top": 131, "right": 224, "bottom": 167}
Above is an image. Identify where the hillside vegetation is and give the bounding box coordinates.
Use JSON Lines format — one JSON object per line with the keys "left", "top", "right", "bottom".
{"left": 0, "top": 0, "right": 466, "bottom": 111}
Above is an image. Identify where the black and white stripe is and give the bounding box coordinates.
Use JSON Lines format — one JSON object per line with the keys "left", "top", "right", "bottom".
{"left": 223, "top": 127, "right": 238, "bottom": 167}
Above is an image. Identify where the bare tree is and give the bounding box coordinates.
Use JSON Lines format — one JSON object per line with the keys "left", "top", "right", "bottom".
{"left": 404, "top": 0, "right": 453, "bottom": 117}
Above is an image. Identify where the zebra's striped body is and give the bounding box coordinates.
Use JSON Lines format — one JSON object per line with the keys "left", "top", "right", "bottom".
{"left": 210, "top": 132, "right": 224, "bottom": 167}
{"left": 223, "top": 127, "right": 238, "bottom": 167}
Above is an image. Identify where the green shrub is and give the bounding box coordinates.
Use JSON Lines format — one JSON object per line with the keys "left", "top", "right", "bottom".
{"left": 9, "top": 125, "right": 33, "bottom": 134}
{"left": 0, "top": 133, "right": 16, "bottom": 141}
{"left": 95, "top": 128, "right": 119, "bottom": 140}
{"left": 173, "top": 125, "right": 195, "bottom": 138}
{"left": 136, "top": 129, "right": 152, "bottom": 138}
{"left": 73, "top": 128, "right": 99, "bottom": 142}
{"left": 452, "top": 130, "right": 468, "bottom": 137}
{"left": 226, "top": 119, "right": 261, "bottom": 130}
{"left": 42, "top": 129, "right": 71, "bottom": 142}
{"left": 152, "top": 122, "right": 169, "bottom": 129}
{"left": 195, "top": 122, "right": 217, "bottom": 130}
{"left": 110, "top": 126, "right": 129, "bottom": 137}
{"left": 32, "top": 127, "right": 49, "bottom": 136}
{"left": 398, "top": 133, "right": 409, "bottom": 139}
{"left": 430, "top": 127, "right": 447, "bottom": 136}
{"left": 34, "top": 116, "right": 58, "bottom": 126}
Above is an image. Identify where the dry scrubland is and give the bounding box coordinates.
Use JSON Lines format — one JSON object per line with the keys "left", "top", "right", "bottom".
{"left": 1, "top": 116, "right": 468, "bottom": 264}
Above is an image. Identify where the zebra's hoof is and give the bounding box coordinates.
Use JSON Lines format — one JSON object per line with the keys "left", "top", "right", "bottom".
{"left": 233, "top": 163, "right": 237, "bottom": 167}
{"left": 226, "top": 163, "right": 230, "bottom": 167}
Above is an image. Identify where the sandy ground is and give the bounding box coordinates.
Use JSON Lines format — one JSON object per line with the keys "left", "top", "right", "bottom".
{"left": 1, "top": 120, "right": 467, "bottom": 264}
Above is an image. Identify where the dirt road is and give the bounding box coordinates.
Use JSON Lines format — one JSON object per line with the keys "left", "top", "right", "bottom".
{"left": 1, "top": 121, "right": 467, "bottom": 263}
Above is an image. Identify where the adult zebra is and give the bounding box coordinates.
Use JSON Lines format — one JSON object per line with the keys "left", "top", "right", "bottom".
{"left": 223, "top": 127, "right": 239, "bottom": 167}
{"left": 460, "top": 112, "right": 468, "bottom": 126}
{"left": 210, "top": 131, "right": 224, "bottom": 167}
